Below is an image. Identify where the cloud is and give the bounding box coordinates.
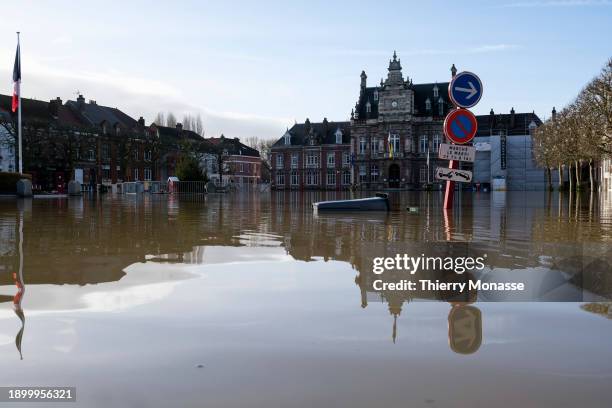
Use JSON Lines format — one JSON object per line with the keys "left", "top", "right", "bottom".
{"left": 499, "top": 0, "right": 612, "bottom": 7}
{"left": 0, "top": 53, "right": 290, "bottom": 140}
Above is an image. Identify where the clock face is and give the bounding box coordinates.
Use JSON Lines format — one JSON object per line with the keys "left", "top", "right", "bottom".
{"left": 391, "top": 100, "right": 398, "bottom": 108}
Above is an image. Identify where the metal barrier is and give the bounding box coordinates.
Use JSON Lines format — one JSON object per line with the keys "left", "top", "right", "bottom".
{"left": 168, "top": 181, "right": 208, "bottom": 194}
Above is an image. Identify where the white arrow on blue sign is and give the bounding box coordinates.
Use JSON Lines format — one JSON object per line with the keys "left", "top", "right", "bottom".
{"left": 449, "top": 71, "right": 483, "bottom": 109}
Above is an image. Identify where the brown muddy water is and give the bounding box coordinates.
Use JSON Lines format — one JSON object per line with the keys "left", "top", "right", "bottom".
{"left": 1, "top": 191, "right": 612, "bottom": 407}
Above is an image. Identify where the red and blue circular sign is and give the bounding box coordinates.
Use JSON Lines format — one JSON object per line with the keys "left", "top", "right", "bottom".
{"left": 444, "top": 108, "right": 478, "bottom": 144}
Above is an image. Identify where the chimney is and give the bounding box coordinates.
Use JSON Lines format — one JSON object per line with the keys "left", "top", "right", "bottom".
{"left": 49, "top": 97, "right": 62, "bottom": 118}
{"left": 489, "top": 108, "right": 495, "bottom": 128}
{"left": 89, "top": 100, "right": 97, "bottom": 105}
{"left": 510, "top": 107, "right": 515, "bottom": 128}
{"left": 138, "top": 116, "right": 145, "bottom": 127}
{"left": 551, "top": 107, "right": 557, "bottom": 121}
{"left": 176, "top": 123, "right": 183, "bottom": 131}
{"left": 450, "top": 64, "right": 457, "bottom": 77}
{"left": 77, "top": 94, "right": 85, "bottom": 105}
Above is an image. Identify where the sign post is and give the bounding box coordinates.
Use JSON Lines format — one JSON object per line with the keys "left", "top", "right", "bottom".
{"left": 443, "top": 69, "right": 483, "bottom": 210}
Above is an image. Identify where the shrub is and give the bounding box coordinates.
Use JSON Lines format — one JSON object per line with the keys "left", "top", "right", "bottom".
{"left": 0, "top": 172, "right": 32, "bottom": 193}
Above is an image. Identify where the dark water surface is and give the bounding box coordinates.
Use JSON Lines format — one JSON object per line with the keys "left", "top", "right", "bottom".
{"left": 1, "top": 191, "right": 611, "bottom": 407}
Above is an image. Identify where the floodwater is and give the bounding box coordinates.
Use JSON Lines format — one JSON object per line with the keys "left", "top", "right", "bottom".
{"left": 1, "top": 191, "right": 612, "bottom": 407}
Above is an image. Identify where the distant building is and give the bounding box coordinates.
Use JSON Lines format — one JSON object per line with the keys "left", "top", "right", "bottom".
{"left": 271, "top": 52, "right": 549, "bottom": 190}
{"left": 207, "top": 135, "right": 262, "bottom": 186}
{"left": 271, "top": 118, "right": 351, "bottom": 190}
{"left": 472, "top": 108, "right": 551, "bottom": 190}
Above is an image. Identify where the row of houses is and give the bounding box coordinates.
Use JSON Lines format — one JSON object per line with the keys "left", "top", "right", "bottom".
{"left": 0, "top": 94, "right": 262, "bottom": 192}
{"left": 269, "top": 53, "right": 552, "bottom": 191}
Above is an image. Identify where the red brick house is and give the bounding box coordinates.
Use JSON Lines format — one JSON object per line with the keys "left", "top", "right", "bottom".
{"left": 271, "top": 118, "right": 352, "bottom": 190}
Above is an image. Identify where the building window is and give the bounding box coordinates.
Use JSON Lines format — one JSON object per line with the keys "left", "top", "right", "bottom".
{"left": 306, "top": 170, "right": 319, "bottom": 186}
{"left": 335, "top": 129, "right": 343, "bottom": 144}
{"left": 366, "top": 101, "right": 371, "bottom": 113}
{"left": 371, "top": 165, "right": 379, "bottom": 182}
{"left": 327, "top": 169, "right": 336, "bottom": 186}
{"left": 290, "top": 170, "right": 299, "bottom": 186}
{"left": 389, "top": 133, "right": 400, "bottom": 155}
{"left": 432, "top": 134, "right": 441, "bottom": 152}
{"left": 438, "top": 98, "right": 444, "bottom": 116}
{"left": 419, "top": 135, "right": 428, "bottom": 153}
{"left": 371, "top": 138, "right": 378, "bottom": 155}
{"left": 342, "top": 152, "right": 350, "bottom": 167}
{"left": 133, "top": 168, "right": 139, "bottom": 181}
{"left": 405, "top": 167, "right": 411, "bottom": 183}
{"left": 88, "top": 149, "right": 95, "bottom": 161}
{"left": 327, "top": 152, "right": 335, "bottom": 167}
{"left": 276, "top": 172, "right": 285, "bottom": 186}
{"left": 359, "top": 165, "right": 367, "bottom": 183}
{"left": 145, "top": 150, "right": 152, "bottom": 161}
{"left": 144, "top": 168, "right": 152, "bottom": 181}
{"left": 102, "top": 144, "right": 110, "bottom": 160}
{"left": 342, "top": 170, "right": 351, "bottom": 185}
{"left": 373, "top": 90, "right": 378, "bottom": 101}
{"left": 133, "top": 149, "right": 139, "bottom": 161}
{"left": 425, "top": 98, "right": 431, "bottom": 111}
{"left": 239, "top": 163, "right": 244, "bottom": 172}
{"left": 291, "top": 153, "right": 299, "bottom": 168}
{"left": 359, "top": 138, "right": 366, "bottom": 154}
{"left": 306, "top": 152, "right": 319, "bottom": 167}
{"left": 102, "top": 166, "right": 111, "bottom": 180}
{"left": 404, "top": 136, "right": 413, "bottom": 153}
{"left": 433, "top": 84, "right": 439, "bottom": 98}
{"left": 284, "top": 132, "right": 291, "bottom": 145}
{"left": 276, "top": 154, "right": 284, "bottom": 169}
{"left": 420, "top": 166, "right": 428, "bottom": 183}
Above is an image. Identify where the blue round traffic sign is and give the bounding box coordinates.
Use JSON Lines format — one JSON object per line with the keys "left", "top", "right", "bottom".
{"left": 449, "top": 71, "right": 483, "bottom": 109}
{"left": 444, "top": 108, "right": 478, "bottom": 144}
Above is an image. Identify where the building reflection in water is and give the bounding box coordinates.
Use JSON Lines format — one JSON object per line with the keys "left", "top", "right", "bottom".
{"left": 3, "top": 191, "right": 612, "bottom": 359}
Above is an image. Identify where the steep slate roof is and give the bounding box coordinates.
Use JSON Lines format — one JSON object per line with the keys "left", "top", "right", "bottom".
{"left": 65, "top": 96, "right": 138, "bottom": 129}
{"left": 0, "top": 94, "right": 88, "bottom": 128}
{"left": 476, "top": 111, "right": 542, "bottom": 136}
{"left": 272, "top": 120, "right": 351, "bottom": 147}
{"left": 355, "top": 82, "right": 452, "bottom": 120}
{"left": 0, "top": 94, "right": 53, "bottom": 123}
{"left": 154, "top": 124, "right": 205, "bottom": 144}
{"left": 207, "top": 136, "right": 260, "bottom": 157}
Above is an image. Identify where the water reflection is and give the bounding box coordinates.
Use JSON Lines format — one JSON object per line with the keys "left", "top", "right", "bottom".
{"left": 1, "top": 191, "right": 612, "bottom": 361}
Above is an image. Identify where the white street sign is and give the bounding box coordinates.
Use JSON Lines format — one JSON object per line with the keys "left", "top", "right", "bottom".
{"left": 438, "top": 143, "right": 476, "bottom": 162}
{"left": 435, "top": 167, "right": 473, "bottom": 183}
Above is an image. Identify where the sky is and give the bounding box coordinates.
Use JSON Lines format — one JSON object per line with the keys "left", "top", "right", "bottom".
{"left": 0, "top": 0, "right": 610, "bottom": 140}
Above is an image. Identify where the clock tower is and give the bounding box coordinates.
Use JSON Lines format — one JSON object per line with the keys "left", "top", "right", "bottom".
{"left": 378, "top": 51, "right": 414, "bottom": 120}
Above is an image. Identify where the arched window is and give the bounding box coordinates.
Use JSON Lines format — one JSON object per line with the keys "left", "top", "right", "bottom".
{"left": 433, "top": 84, "right": 439, "bottom": 98}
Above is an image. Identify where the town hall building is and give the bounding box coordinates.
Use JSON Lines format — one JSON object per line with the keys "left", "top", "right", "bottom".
{"left": 271, "top": 52, "right": 546, "bottom": 190}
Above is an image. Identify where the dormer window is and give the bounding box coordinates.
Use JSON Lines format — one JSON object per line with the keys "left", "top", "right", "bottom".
{"left": 309, "top": 138, "right": 314, "bottom": 146}
{"left": 433, "top": 84, "right": 439, "bottom": 98}
{"left": 335, "top": 129, "right": 343, "bottom": 144}
{"left": 284, "top": 131, "right": 291, "bottom": 145}
{"left": 438, "top": 98, "right": 444, "bottom": 116}
{"left": 425, "top": 98, "right": 431, "bottom": 111}
{"left": 373, "top": 90, "right": 378, "bottom": 101}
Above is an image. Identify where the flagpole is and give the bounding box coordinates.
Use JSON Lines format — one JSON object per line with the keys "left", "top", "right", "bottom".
{"left": 17, "top": 32, "right": 22, "bottom": 174}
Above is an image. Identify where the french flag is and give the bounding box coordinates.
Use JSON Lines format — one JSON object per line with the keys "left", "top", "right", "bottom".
{"left": 12, "top": 42, "right": 20, "bottom": 113}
